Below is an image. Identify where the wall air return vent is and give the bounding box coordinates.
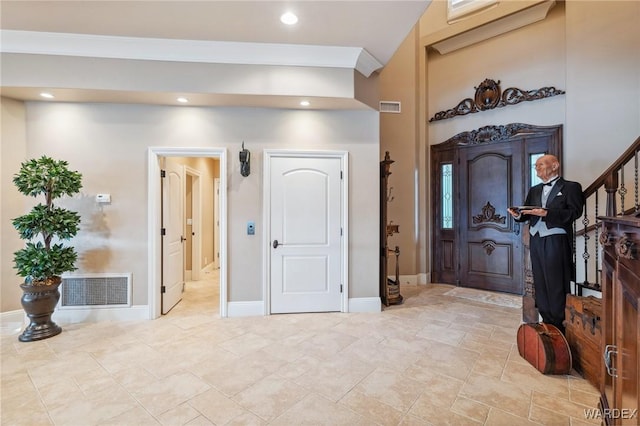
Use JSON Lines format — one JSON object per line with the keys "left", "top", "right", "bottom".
{"left": 379, "top": 101, "right": 401, "bottom": 113}
{"left": 60, "top": 273, "right": 131, "bottom": 308}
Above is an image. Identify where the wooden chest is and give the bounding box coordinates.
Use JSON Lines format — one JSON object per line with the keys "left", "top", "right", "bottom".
{"left": 564, "top": 294, "right": 602, "bottom": 389}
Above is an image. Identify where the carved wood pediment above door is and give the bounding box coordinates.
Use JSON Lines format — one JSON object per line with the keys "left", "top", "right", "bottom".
{"left": 431, "top": 123, "right": 562, "bottom": 295}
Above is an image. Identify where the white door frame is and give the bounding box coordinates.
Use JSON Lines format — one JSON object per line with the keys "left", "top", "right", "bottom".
{"left": 262, "top": 149, "right": 349, "bottom": 315}
{"left": 213, "top": 178, "right": 220, "bottom": 270}
{"left": 185, "top": 166, "right": 202, "bottom": 281}
{"left": 148, "top": 147, "right": 227, "bottom": 319}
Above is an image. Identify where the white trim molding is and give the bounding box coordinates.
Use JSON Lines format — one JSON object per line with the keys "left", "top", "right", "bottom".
{"left": 227, "top": 301, "right": 264, "bottom": 318}
{"left": 348, "top": 297, "right": 382, "bottom": 313}
{"left": 263, "top": 149, "right": 349, "bottom": 316}
{"left": 53, "top": 306, "right": 148, "bottom": 323}
{"left": 1, "top": 30, "right": 382, "bottom": 77}
{"left": 148, "top": 147, "right": 228, "bottom": 319}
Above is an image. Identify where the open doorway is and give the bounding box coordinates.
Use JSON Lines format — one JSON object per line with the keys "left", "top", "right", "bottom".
{"left": 147, "top": 147, "right": 228, "bottom": 319}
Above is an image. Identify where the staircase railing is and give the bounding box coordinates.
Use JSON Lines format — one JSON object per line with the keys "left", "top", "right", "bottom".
{"left": 575, "top": 136, "right": 640, "bottom": 294}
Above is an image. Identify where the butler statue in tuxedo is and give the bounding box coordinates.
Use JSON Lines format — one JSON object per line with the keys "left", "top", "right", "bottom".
{"left": 508, "top": 154, "right": 585, "bottom": 333}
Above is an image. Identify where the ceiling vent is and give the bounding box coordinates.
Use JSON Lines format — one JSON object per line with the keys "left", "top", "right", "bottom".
{"left": 379, "top": 101, "right": 401, "bottom": 113}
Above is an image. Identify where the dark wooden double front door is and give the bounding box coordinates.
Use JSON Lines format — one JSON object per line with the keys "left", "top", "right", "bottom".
{"left": 431, "top": 124, "right": 562, "bottom": 294}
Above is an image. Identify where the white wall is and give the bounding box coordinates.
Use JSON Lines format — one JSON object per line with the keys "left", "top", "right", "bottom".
{"left": 1, "top": 101, "right": 380, "bottom": 312}
{"left": 0, "top": 97, "right": 27, "bottom": 311}
{"left": 379, "top": 1, "right": 639, "bottom": 279}
{"left": 427, "top": 3, "right": 567, "bottom": 152}
{"left": 564, "top": 0, "right": 640, "bottom": 184}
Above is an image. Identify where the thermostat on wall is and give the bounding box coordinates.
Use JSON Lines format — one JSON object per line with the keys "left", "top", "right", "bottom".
{"left": 96, "top": 193, "right": 111, "bottom": 203}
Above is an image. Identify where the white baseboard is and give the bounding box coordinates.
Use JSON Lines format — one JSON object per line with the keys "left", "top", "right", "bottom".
{"left": 227, "top": 301, "right": 264, "bottom": 317}
{"left": 348, "top": 297, "right": 382, "bottom": 313}
{"left": 202, "top": 262, "right": 216, "bottom": 274}
{"left": 1, "top": 306, "right": 149, "bottom": 335}
{"left": 419, "top": 273, "right": 430, "bottom": 285}
{"left": 387, "top": 274, "right": 430, "bottom": 286}
{"left": 52, "top": 305, "right": 149, "bottom": 323}
{"left": 0, "top": 310, "right": 27, "bottom": 335}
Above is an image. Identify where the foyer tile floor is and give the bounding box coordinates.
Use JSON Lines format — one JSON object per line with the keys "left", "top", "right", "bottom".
{"left": 1, "top": 273, "right": 601, "bottom": 425}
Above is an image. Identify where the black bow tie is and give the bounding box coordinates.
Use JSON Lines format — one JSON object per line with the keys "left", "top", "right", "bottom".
{"left": 544, "top": 178, "right": 559, "bottom": 186}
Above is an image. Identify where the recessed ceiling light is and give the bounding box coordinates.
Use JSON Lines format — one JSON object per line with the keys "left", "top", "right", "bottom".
{"left": 177, "top": 97, "right": 189, "bottom": 103}
{"left": 280, "top": 11, "right": 298, "bottom": 25}
{"left": 40, "top": 92, "right": 54, "bottom": 99}
{"left": 300, "top": 100, "right": 310, "bottom": 107}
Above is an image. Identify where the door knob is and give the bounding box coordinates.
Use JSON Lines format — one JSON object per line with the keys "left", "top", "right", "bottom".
{"left": 273, "top": 239, "right": 279, "bottom": 249}
{"left": 180, "top": 236, "right": 186, "bottom": 243}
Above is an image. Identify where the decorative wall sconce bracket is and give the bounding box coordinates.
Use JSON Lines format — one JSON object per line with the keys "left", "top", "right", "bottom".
{"left": 239, "top": 141, "right": 250, "bottom": 177}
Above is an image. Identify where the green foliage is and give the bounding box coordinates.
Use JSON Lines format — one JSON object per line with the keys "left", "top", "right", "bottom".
{"left": 12, "top": 156, "right": 82, "bottom": 284}
{"left": 13, "top": 243, "right": 78, "bottom": 285}
{"left": 13, "top": 156, "right": 82, "bottom": 199}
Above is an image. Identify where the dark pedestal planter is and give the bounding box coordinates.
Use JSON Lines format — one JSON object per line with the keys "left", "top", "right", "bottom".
{"left": 19, "top": 278, "right": 62, "bottom": 342}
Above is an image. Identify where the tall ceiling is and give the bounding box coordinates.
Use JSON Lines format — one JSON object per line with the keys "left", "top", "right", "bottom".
{"left": 0, "top": 1, "right": 432, "bottom": 108}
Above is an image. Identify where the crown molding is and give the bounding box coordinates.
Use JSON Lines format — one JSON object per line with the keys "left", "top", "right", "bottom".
{"left": 355, "top": 49, "right": 384, "bottom": 78}
{"left": 431, "top": 1, "right": 556, "bottom": 54}
{"left": 0, "top": 30, "right": 381, "bottom": 77}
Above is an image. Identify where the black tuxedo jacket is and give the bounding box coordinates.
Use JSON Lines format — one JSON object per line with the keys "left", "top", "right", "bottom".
{"left": 516, "top": 177, "right": 585, "bottom": 238}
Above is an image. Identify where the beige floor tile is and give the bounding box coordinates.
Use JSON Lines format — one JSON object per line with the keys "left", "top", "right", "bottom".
{"left": 532, "top": 390, "right": 601, "bottom": 421}
{"left": 353, "top": 367, "right": 425, "bottom": 413}
{"left": 187, "top": 387, "right": 248, "bottom": 425}
{"left": 450, "top": 396, "right": 490, "bottom": 423}
{"left": 459, "top": 331, "right": 515, "bottom": 356}
{"left": 132, "top": 371, "right": 211, "bottom": 416}
{"left": 409, "top": 399, "right": 482, "bottom": 425}
{"left": 156, "top": 402, "right": 202, "bottom": 425}
{"left": 101, "top": 406, "right": 161, "bottom": 425}
{"left": 485, "top": 407, "right": 541, "bottom": 425}
{"left": 460, "top": 372, "right": 532, "bottom": 418}
{"left": 46, "top": 396, "right": 140, "bottom": 426}
{"left": 232, "top": 374, "right": 309, "bottom": 422}
{"left": 415, "top": 322, "right": 467, "bottom": 346}
{"left": 293, "top": 354, "right": 377, "bottom": 402}
{"left": 184, "top": 415, "right": 215, "bottom": 425}
{"left": 340, "top": 389, "right": 404, "bottom": 426}
{"left": 529, "top": 404, "right": 572, "bottom": 425}
{"left": 469, "top": 353, "right": 509, "bottom": 379}
{"left": 218, "top": 331, "right": 274, "bottom": 356}
{"left": 0, "top": 392, "right": 52, "bottom": 426}
{"left": 398, "top": 414, "right": 435, "bottom": 425}
{"left": 408, "top": 373, "right": 465, "bottom": 412}
{"left": 201, "top": 349, "right": 286, "bottom": 396}
{"left": 410, "top": 341, "right": 479, "bottom": 382}
{"left": 274, "top": 353, "right": 323, "bottom": 379}
{"left": 224, "top": 411, "right": 267, "bottom": 425}
{"left": 343, "top": 336, "right": 420, "bottom": 373}
{"left": 501, "top": 359, "right": 571, "bottom": 398}
{"left": 569, "top": 387, "right": 600, "bottom": 410}
{"left": 1, "top": 280, "right": 603, "bottom": 426}
{"left": 270, "top": 393, "right": 370, "bottom": 425}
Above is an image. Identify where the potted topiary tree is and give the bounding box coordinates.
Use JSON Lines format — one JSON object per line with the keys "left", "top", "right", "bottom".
{"left": 12, "top": 156, "right": 82, "bottom": 342}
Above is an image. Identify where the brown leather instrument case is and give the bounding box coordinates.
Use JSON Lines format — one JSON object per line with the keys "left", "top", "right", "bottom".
{"left": 517, "top": 323, "right": 572, "bottom": 375}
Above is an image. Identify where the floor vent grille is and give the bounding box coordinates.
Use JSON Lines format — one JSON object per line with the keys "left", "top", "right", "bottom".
{"left": 61, "top": 273, "right": 131, "bottom": 308}
{"left": 379, "top": 101, "right": 401, "bottom": 113}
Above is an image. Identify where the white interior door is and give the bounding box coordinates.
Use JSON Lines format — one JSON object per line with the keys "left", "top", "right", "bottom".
{"left": 162, "top": 159, "right": 185, "bottom": 314}
{"left": 270, "top": 156, "right": 343, "bottom": 313}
